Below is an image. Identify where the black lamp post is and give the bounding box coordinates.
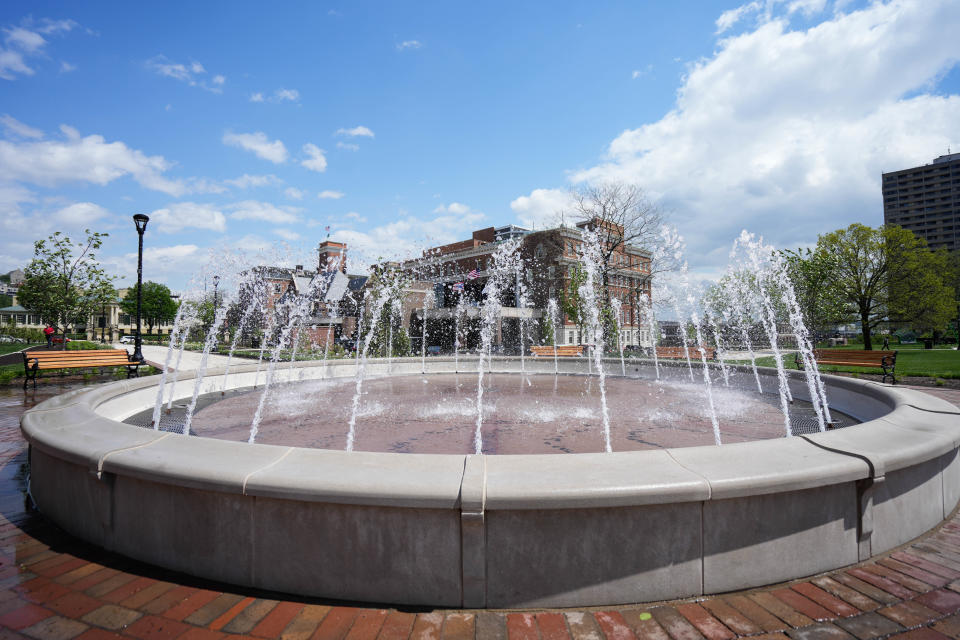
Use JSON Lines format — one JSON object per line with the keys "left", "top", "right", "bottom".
{"left": 100, "top": 302, "right": 106, "bottom": 343}
{"left": 132, "top": 214, "right": 149, "bottom": 362}
{"left": 212, "top": 274, "right": 220, "bottom": 313}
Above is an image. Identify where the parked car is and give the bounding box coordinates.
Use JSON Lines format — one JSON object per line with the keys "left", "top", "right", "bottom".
{"left": 50, "top": 336, "right": 71, "bottom": 344}
{"left": 426, "top": 345, "right": 442, "bottom": 356}
{"left": 0, "top": 335, "right": 26, "bottom": 343}
{"left": 119, "top": 335, "right": 135, "bottom": 344}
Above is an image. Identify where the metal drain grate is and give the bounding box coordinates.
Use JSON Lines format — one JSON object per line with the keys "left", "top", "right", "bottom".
{"left": 790, "top": 414, "right": 850, "bottom": 435}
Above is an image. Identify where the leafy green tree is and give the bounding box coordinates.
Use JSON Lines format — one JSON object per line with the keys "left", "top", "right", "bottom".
{"left": 780, "top": 247, "right": 850, "bottom": 337}
{"left": 816, "top": 224, "right": 953, "bottom": 350}
{"left": 365, "top": 268, "right": 412, "bottom": 357}
{"left": 17, "top": 230, "right": 115, "bottom": 348}
{"left": 561, "top": 264, "right": 588, "bottom": 343}
{"left": 121, "top": 281, "right": 179, "bottom": 333}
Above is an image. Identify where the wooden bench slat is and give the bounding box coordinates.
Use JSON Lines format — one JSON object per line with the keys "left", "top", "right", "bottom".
{"left": 796, "top": 349, "right": 897, "bottom": 384}
{"left": 656, "top": 346, "right": 717, "bottom": 360}
{"left": 23, "top": 348, "right": 141, "bottom": 389}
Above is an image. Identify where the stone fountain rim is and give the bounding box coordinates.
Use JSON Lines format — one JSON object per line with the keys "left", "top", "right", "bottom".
{"left": 20, "top": 355, "right": 960, "bottom": 511}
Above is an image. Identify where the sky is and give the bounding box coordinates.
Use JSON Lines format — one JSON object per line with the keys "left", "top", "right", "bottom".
{"left": 1, "top": 0, "right": 959, "bottom": 292}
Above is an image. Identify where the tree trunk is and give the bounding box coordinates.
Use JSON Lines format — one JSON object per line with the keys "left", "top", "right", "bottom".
{"left": 860, "top": 309, "right": 873, "bottom": 350}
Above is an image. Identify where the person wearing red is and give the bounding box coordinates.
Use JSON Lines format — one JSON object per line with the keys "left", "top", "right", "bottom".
{"left": 43, "top": 325, "right": 55, "bottom": 348}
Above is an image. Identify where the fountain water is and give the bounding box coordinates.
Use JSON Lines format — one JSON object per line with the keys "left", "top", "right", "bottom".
{"left": 576, "top": 226, "right": 612, "bottom": 453}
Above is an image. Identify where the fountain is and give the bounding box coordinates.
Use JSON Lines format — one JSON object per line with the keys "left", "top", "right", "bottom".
{"left": 20, "top": 225, "right": 960, "bottom": 609}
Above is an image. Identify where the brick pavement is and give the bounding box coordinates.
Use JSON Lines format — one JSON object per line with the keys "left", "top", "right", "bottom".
{"left": 2, "top": 383, "right": 960, "bottom": 639}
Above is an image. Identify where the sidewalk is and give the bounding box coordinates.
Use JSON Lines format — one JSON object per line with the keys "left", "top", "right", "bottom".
{"left": 124, "top": 344, "right": 236, "bottom": 373}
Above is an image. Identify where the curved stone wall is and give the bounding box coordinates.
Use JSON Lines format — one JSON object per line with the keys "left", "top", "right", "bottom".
{"left": 20, "top": 357, "right": 960, "bottom": 608}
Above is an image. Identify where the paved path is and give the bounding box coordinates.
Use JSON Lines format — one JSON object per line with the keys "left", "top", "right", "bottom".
{"left": 125, "top": 344, "right": 235, "bottom": 372}
{"left": 2, "top": 383, "right": 960, "bottom": 639}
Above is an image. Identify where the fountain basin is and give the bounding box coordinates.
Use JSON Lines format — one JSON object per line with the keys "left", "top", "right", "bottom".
{"left": 21, "top": 356, "right": 960, "bottom": 608}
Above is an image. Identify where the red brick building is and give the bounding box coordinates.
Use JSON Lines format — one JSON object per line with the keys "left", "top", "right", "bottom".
{"left": 399, "top": 220, "right": 653, "bottom": 352}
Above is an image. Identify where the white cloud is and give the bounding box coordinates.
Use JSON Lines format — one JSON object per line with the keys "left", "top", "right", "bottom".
{"left": 223, "top": 131, "right": 288, "bottom": 164}
{"left": 251, "top": 88, "right": 300, "bottom": 104}
{"left": 332, "top": 208, "right": 486, "bottom": 268}
{"left": 227, "top": 200, "right": 301, "bottom": 225}
{"left": 632, "top": 64, "right": 653, "bottom": 79}
{"left": 301, "top": 143, "right": 328, "bottom": 172}
{"left": 186, "top": 177, "right": 227, "bottom": 194}
{"left": 0, "top": 124, "right": 186, "bottom": 195}
{"left": 0, "top": 49, "right": 32, "bottom": 79}
{"left": 433, "top": 202, "right": 473, "bottom": 215}
{"left": 318, "top": 190, "right": 344, "bottom": 199}
{"left": 509, "top": 189, "right": 577, "bottom": 229}
{"left": 345, "top": 211, "right": 367, "bottom": 223}
{"left": 5, "top": 27, "right": 45, "bottom": 53}
{"left": 104, "top": 244, "right": 201, "bottom": 286}
{"left": 396, "top": 40, "right": 422, "bottom": 51}
{"left": 274, "top": 88, "right": 299, "bottom": 102}
{"left": 146, "top": 55, "right": 223, "bottom": 93}
{"left": 274, "top": 228, "right": 301, "bottom": 241}
{"left": 1, "top": 114, "right": 43, "bottom": 139}
{"left": 715, "top": 2, "right": 762, "bottom": 34}
{"left": 0, "top": 18, "right": 82, "bottom": 80}
{"left": 284, "top": 187, "right": 305, "bottom": 200}
{"left": 53, "top": 202, "right": 109, "bottom": 225}
{"left": 335, "top": 125, "right": 374, "bottom": 138}
{"left": 148, "top": 202, "right": 227, "bottom": 233}
{"left": 59, "top": 61, "right": 75, "bottom": 73}
{"left": 336, "top": 141, "right": 359, "bottom": 151}
{"left": 223, "top": 174, "right": 280, "bottom": 189}
{"left": 552, "top": 0, "right": 960, "bottom": 269}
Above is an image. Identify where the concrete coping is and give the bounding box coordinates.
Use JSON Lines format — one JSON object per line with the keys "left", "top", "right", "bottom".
{"left": 19, "top": 356, "right": 959, "bottom": 510}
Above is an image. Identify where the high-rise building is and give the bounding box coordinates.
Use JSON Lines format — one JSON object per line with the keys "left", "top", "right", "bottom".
{"left": 882, "top": 153, "right": 960, "bottom": 252}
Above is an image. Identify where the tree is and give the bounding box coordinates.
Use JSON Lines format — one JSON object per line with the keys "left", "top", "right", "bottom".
{"left": 560, "top": 263, "right": 588, "bottom": 343}
{"left": 568, "top": 182, "right": 670, "bottom": 301}
{"left": 17, "top": 230, "right": 115, "bottom": 348}
{"left": 780, "top": 247, "right": 850, "bottom": 338}
{"left": 815, "top": 224, "right": 953, "bottom": 350}
{"left": 121, "top": 281, "right": 179, "bottom": 333}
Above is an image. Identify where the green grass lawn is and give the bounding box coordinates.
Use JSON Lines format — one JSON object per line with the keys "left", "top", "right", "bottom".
{"left": 747, "top": 346, "right": 960, "bottom": 379}
{"left": 0, "top": 342, "right": 42, "bottom": 356}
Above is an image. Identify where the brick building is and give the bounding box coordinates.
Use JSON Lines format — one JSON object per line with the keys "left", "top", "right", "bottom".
{"left": 399, "top": 220, "right": 653, "bottom": 352}
{"left": 252, "top": 240, "right": 361, "bottom": 348}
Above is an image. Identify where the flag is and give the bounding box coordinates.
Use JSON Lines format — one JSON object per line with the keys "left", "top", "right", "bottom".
{"left": 468, "top": 269, "right": 479, "bottom": 279}
{"left": 452, "top": 282, "right": 464, "bottom": 292}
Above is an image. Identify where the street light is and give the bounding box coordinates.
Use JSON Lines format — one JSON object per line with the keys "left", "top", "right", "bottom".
{"left": 212, "top": 274, "right": 220, "bottom": 313}
{"left": 132, "top": 214, "right": 149, "bottom": 363}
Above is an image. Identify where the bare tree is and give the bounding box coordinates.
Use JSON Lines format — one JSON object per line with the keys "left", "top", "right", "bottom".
{"left": 568, "top": 182, "right": 672, "bottom": 304}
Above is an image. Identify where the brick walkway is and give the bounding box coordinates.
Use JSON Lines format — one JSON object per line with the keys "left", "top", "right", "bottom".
{"left": 3, "top": 382, "right": 960, "bottom": 639}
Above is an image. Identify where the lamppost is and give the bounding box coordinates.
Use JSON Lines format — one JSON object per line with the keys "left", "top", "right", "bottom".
{"left": 212, "top": 275, "right": 220, "bottom": 338}
{"left": 100, "top": 302, "right": 106, "bottom": 343}
{"left": 132, "top": 214, "right": 149, "bottom": 363}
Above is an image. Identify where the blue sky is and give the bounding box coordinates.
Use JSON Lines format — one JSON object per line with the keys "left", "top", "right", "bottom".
{"left": 1, "top": 0, "right": 959, "bottom": 292}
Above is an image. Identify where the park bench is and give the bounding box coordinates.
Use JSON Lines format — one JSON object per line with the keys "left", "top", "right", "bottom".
{"left": 795, "top": 349, "right": 897, "bottom": 385}
{"left": 530, "top": 345, "right": 584, "bottom": 357}
{"left": 655, "top": 346, "right": 717, "bottom": 361}
{"left": 23, "top": 349, "right": 142, "bottom": 390}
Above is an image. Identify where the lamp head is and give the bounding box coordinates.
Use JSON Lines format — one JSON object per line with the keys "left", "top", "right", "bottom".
{"left": 212, "top": 275, "right": 220, "bottom": 287}
{"left": 133, "top": 214, "right": 149, "bottom": 233}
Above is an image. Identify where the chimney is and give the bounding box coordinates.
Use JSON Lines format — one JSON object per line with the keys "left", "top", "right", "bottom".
{"left": 318, "top": 240, "right": 347, "bottom": 273}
